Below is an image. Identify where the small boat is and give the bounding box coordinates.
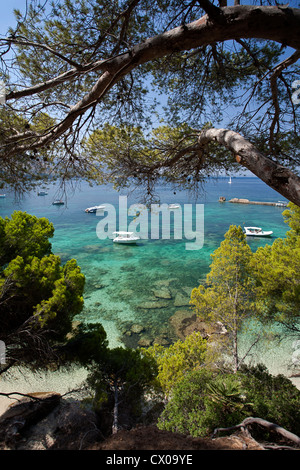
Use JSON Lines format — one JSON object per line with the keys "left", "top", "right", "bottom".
{"left": 38, "top": 191, "right": 48, "bottom": 196}
{"left": 275, "top": 201, "right": 287, "bottom": 207}
{"left": 244, "top": 227, "right": 273, "bottom": 237}
{"left": 168, "top": 204, "right": 180, "bottom": 209}
{"left": 113, "top": 231, "right": 140, "bottom": 244}
{"left": 52, "top": 200, "right": 64, "bottom": 205}
{"left": 0, "top": 194, "right": 6, "bottom": 198}
{"left": 228, "top": 176, "right": 232, "bottom": 184}
{"left": 85, "top": 205, "right": 105, "bottom": 213}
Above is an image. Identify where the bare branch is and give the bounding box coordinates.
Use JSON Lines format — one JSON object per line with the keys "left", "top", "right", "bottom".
{"left": 1, "top": 36, "right": 84, "bottom": 69}
{"left": 269, "top": 49, "right": 300, "bottom": 147}
{"left": 213, "top": 416, "right": 300, "bottom": 448}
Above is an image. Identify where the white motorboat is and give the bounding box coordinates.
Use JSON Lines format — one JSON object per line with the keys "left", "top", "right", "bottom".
{"left": 0, "top": 194, "right": 6, "bottom": 198}
{"left": 85, "top": 205, "right": 105, "bottom": 213}
{"left": 52, "top": 200, "right": 64, "bottom": 205}
{"left": 275, "top": 201, "right": 287, "bottom": 207}
{"left": 38, "top": 191, "right": 48, "bottom": 196}
{"left": 168, "top": 204, "right": 180, "bottom": 209}
{"left": 244, "top": 227, "right": 273, "bottom": 237}
{"left": 113, "top": 231, "right": 140, "bottom": 244}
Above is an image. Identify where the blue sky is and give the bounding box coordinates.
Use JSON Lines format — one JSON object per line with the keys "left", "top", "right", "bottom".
{"left": 0, "top": 1, "right": 28, "bottom": 33}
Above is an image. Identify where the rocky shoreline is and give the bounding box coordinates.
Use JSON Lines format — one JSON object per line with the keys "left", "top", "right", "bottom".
{"left": 117, "top": 278, "right": 227, "bottom": 349}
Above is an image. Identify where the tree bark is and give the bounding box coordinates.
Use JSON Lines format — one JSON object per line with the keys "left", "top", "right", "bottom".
{"left": 213, "top": 416, "right": 300, "bottom": 447}
{"left": 112, "top": 382, "right": 120, "bottom": 435}
{"left": 197, "top": 128, "right": 300, "bottom": 206}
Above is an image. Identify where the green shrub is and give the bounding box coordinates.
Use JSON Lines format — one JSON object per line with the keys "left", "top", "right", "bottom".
{"left": 158, "top": 365, "right": 300, "bottom": 437}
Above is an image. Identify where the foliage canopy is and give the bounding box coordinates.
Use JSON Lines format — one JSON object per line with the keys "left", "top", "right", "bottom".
{"left": 0, "top": 0, "right": 299, "bottom": 203}
{"left": 0, "top": 211, "right": 85, "bottom": 370}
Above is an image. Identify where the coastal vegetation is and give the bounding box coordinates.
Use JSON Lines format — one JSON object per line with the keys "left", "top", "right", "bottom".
{"left": 0, "top": 0, "right": 299, "bottom": 449}
{"left": 190, "top": 225, "right": 256, "bottom": 373}
{"left": 0, "top": 211, "right": 85, "bottom": 370}
{"left": 156, "top": 365, "right": 300, "bottom": 439}
{"left": 0, "top": 205, "right": 299, "bottom": 446}
{"left": 251, "top": 203, "right": 300, "bottom": 334}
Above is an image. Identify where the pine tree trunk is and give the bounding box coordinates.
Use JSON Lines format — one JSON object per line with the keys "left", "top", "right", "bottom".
{"left": 198, "top": 128, "right": 300, "bottom": 207}
{"left": 112, "top": 382, "right": 119, "bottom": 435}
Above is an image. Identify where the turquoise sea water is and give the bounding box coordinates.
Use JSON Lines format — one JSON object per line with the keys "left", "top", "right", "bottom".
{"left": 0, "top": 176, "right": 298, "bottom": 385}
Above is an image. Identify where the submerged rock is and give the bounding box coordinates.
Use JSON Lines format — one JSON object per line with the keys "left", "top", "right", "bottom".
{"left": 153, "top": 335, "right": 170, "bottom": 346}
{"left": 120, "top": 288, "right": 134, "bottom": 297}
{"left": 169, "top": 310, "right": 227, "bottom": 341}
{"left": 94, "top": 283, "right": 106, "bottom": 289}
{"left": 173, "top": 293, "right": 190, "bottom": 307}
{"left": 138, "top": 337, "right": 152, "bottom": 347}
{"left": 137, "top": 300, "right": 170, "bottom": 309}
{"left": 131, "top": 324, "right": 145, "bottom": 334}
{"left": 152, "top": 286, "right": 172, "bottom": 299}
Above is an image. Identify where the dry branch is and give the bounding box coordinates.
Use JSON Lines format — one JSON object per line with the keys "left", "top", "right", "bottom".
{"left": 213, "top": 416, "right": 300, "bottom": 448}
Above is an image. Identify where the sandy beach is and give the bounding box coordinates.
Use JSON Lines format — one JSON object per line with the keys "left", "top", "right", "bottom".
{"left": 0, "top": 366, "right": 88, "bottom": 415}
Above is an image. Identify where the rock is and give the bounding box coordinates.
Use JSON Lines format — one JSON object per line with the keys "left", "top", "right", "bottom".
{"left": 174, "top": 293, "right": 190, "bottom": 307}
{"left": 214, "top": 321, "right": 228, "bottom": 335}
{"left": 120, "top": 288, "right": 134, "bottom": 296}
{"left": 153, "top": 335, "right": 170, "bottom": 346}
{"left": 137, "top": 300, "right": 170, "bottom": 309}
{"left": 153, "top": 279, "right": 174, "bottom": 287}
{"left": 0, "top": 394, "right": 100, "bottom": 450}
{"left": 152, "top": 286, "right": 172, "bottom": 299}
{"left": 66, "top": 320, "right": 81, "bottom": 340}
{"left": 182, "top": 286, "right": 193, "bottom": 296}
{"left": 131, "top": 324, "right": 145, "bottom": 334}
{"left": 0, "top": 392, "right": 61, "bottom": 449}
{"left": 138, "top": 337, "right": 152, "bottom": 347}
{"left": 169, "top": 310, "right": 227, "bottom": 341}
{"left": 84, "top": 244, "right": 100, "bottom": 252}
{"left": 44, "top": 401, "right": 99, "bottom": 450}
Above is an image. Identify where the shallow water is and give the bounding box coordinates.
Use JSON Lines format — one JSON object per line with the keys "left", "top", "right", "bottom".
{"left": 0, "top": 176, "right": 299, "bottom": 386}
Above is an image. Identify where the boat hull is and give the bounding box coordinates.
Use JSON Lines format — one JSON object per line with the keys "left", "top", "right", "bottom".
{"left": 85, "top": 206, "right": 105, "bottom": 213}
{"left": 113, "top": 238, "right": 139, "bottom": 244}
{"left": 244, "top": 227, "right": 273, "bottom": 238}
{"left": 245, "top": 232, "right": 273, "bottom": 237}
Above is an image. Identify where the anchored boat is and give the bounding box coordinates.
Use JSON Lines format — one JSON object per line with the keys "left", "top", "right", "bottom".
{"left": 52, "top": 200, "right": 64, "bottom": 205}
{"left": 85, "top": 205, "right": 105, "bottom": 213}
{"left": 244, "top": 227, "right": 273, "bottom": 237}
{"left": 113, "top": 231, "right": 140, "bottom": 244}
